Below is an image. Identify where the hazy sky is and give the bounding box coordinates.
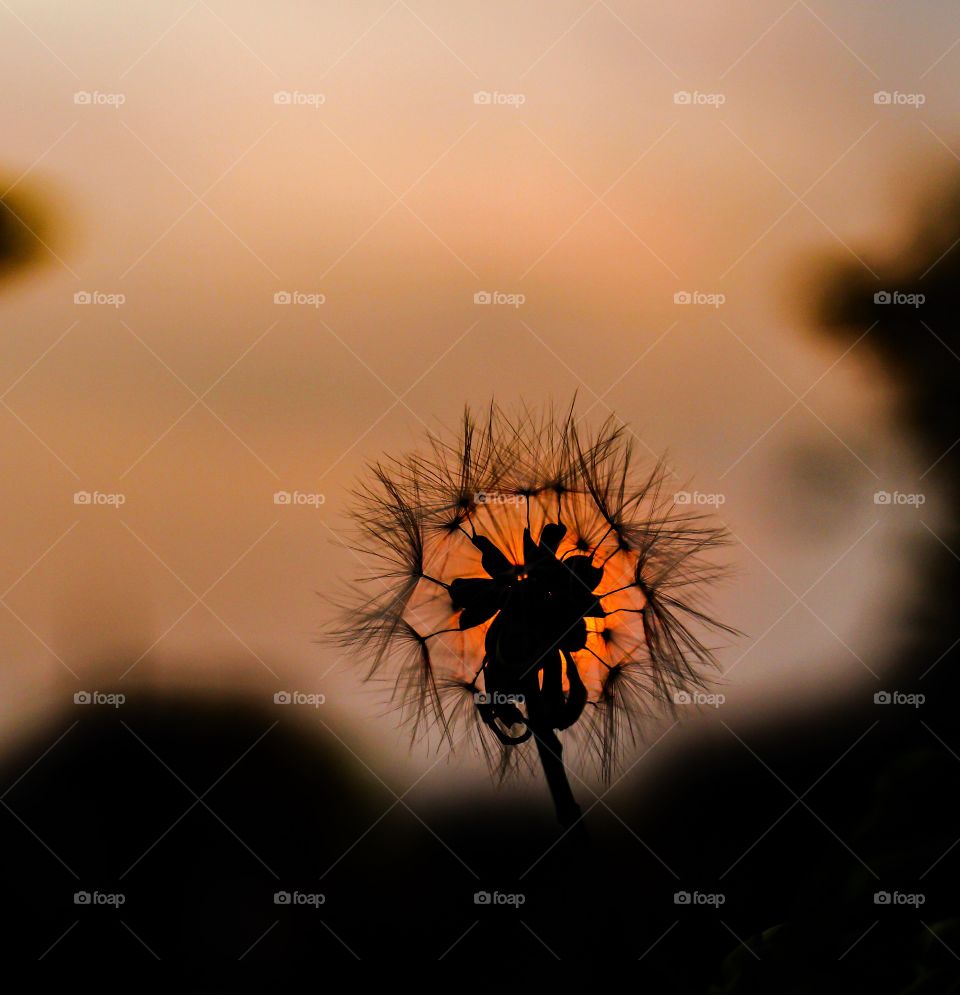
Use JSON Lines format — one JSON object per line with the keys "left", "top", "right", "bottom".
{"left": 2, "top": 1, "right": 958, "bottom": 799}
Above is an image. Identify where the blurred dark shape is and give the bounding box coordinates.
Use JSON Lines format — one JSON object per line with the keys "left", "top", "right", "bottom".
{"left": 0, "top": 183, "right": 50, "bottom": 281}
{"left": 688, "top": 175, "right": 960, "bottom": 989}
{"left": 0, "top": 689, "right": 388, "bottom": 962}
{"left": 2, "top": 685, "right": 956, "bottom": 981}
{"left": 819, "top": 181, "right": 960, "bottom": 470}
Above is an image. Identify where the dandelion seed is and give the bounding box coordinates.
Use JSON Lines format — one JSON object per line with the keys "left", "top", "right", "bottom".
{"left": 334, "top": 402, "right": 736, "bottom": 827}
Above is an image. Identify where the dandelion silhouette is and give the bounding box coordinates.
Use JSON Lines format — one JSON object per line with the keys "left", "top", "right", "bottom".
{"left": 337, "top": 404, "right": 734, "bottom": 828}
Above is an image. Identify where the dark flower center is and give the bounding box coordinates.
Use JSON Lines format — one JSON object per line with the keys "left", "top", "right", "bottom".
{"left": 449, "top": 521, "right": 606, "bottom": 737}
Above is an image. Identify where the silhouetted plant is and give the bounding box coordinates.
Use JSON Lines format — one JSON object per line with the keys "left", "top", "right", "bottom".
{"left": 336, "top": 403, "right": 735, "bottom": 827}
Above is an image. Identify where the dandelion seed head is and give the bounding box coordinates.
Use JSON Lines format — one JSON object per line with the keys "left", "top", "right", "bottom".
{"left": 336, "top": 402, "right": 735, "bottom": 781}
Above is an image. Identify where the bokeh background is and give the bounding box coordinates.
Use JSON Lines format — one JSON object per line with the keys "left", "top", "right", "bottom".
{"left": 2, "top": 1, "right": 960, "bottom": 981}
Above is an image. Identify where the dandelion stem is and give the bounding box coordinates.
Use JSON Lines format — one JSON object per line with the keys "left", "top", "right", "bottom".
{"left": 597, "top": 581, "right": 637, "bottom": 598}
{"left": 590, "top": 523, "right": 615, "bottom": 556}
{"left": 419, "top": 573, "right": 450, "bottom": 589}
{"left": 531, "top": 726, "right": 582, "bottom": 830}
{"left": 583, "top": 645, "right": 613, "bottom": 670}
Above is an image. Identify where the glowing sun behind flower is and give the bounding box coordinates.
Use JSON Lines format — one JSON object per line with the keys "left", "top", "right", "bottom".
{"left": 337, "top": 403, "right": 735, "bottom": 827}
